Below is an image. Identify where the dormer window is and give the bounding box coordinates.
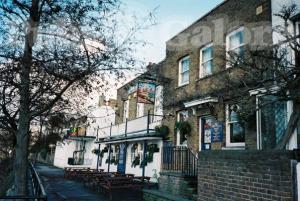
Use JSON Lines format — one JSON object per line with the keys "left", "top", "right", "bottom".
{"left": 226, "top": 27, "right": 245, "bottom": 68}
{"left": 178, "top": 56, "right": 190, "bottom": 86}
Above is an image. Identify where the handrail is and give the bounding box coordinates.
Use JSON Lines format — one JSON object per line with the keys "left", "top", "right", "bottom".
{"left": 162, "top": 146, "right": 198, "bottom": 177}
{"left": 29, "top": 162, "right": 47, "bottom": 198}
{"left": 0, "top": 162, "right": 47, "bottom": 201}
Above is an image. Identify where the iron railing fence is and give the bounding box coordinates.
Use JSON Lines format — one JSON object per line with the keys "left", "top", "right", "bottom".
{"left": 162, "top": 146, "right": 198, "bottom": 177}
{"left": 0, "top": 162, "right": 47, "bottom": 201}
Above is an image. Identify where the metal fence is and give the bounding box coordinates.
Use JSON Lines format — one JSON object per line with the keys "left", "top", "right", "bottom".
{"left": 162, "top": 146, "right": 198, "bottom": 177}
{"left": 0, "top": 162, "right": 47, "bottom": 201}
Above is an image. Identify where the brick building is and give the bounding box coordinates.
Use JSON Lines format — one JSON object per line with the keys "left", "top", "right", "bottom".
{"left": 160, "top": 0, "right": 300, "bottom": 153}
{"left": 143, "top": 0, "right": 300, "bottom": 200}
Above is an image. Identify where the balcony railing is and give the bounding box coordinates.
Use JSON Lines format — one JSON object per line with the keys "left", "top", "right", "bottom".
{"left": 96, "top": 113, "right": 163, "bottom": 142}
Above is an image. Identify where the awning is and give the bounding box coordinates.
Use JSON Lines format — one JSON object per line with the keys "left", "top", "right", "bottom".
{"left": 184, "top": 96, "right": 218, "bottom": 108}
{"left": 95, "top": 130, "right": 163, "bottom": 144}
{"left": 291, "top": 13, "right": 300, "bottom": 21}
{"left": 67, "top": 136, "right": 96, "bottom": 141}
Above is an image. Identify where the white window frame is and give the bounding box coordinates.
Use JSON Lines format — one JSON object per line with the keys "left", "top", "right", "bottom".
{"left": 226, "top": 27, "right": 245, "bottom": 68}
{"left": 255, "top": 95, "right": 293, "bottom": 150}
{"left": 296, "top": 21, "right": 300, "bottom": 45}
{"left": 123, "top": 100, "right": 129, "bottom": 122}
{"left": 178, "top": 56, "right": 190, "bottom": 86}
{"left": 225, "top": 104, "right": 245, "bottom": 147}
{"left": 199, "top": 43, "right": 213, "bottom": 78}
{"left": 136, "top": 102, "right": 144, "bottom": 118}
{"left": 176, "top": 110, "right": 188, "bottom": 146}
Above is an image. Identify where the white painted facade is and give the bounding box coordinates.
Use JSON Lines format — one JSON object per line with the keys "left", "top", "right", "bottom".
{"left": 53, "top": 105, "right": 115, "bottom": 169}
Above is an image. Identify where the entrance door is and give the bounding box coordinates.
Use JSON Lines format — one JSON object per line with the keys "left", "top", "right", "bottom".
{"left": 200, "top": 117, "right": 217, "bottom": 151}
{"left": 117, "top": 143, "right": 127, "bottom": 173}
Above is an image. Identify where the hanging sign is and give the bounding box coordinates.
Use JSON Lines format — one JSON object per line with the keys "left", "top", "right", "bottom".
{"left": 68, "top": 127, "right": 78, "bottom": 137}
{"left": 137, "top": 82, "right": 156, "bottom": 104}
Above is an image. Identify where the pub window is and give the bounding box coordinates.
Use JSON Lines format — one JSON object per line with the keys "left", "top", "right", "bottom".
{"left": 176, "top": 110, "right": 188, "bottom": 146}
{"left": 226, "top": 104, "right": 245, "bottom": 147}
{"left": 257, "top": 95, "right": 288, "bottom": 150}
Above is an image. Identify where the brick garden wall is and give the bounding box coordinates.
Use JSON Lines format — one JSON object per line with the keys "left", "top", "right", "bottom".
{"left": 198, "top": 150, "right": 297, "bottom": 201}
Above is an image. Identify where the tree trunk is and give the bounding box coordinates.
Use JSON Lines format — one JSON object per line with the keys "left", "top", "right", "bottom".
{"left": 14, "top": 0, "right": 40, "bottom": 195}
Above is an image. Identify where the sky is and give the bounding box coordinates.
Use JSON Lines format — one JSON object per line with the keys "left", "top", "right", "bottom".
{"left": 123, "top": 0, "right": 224, "bottom": 63}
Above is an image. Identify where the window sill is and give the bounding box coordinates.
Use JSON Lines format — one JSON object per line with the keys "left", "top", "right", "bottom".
{"left": 196, "top": 74, "right": 215, "bottom": 81}
{"left": 176, "top": 83, "right": 189, "bottom": 89}
{"left": 222, "top": 146, "right": 245, "bottom": 150}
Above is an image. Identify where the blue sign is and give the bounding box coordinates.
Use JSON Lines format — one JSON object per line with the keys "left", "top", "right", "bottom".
{"left": 211, "top": 122, "right": 223, "bottom": 142}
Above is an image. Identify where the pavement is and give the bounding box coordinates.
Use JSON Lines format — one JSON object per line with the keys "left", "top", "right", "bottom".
{"left": 35, "top": 163, "right": 143, "bottom": 201}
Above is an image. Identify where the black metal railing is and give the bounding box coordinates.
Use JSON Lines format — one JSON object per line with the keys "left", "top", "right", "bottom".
{"left": 0, "top": 162, "right": 47, "bottom": 201}
{"left": 162, "top": 146, "right": 198, "bottom": 177}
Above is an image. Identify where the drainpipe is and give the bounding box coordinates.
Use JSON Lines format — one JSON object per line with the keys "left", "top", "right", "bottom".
{"left": 142, "top": 110, "right": 150, "bottom": 178}
{"left": 107, "top": 123, "right": 113, "bottom": 173}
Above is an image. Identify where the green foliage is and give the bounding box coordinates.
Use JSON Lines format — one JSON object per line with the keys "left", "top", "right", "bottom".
{"left": 175, "top": 121, "right": 192, "bottom": 136}
{"left": 131, "top": 156, "right": 140, "bottom": 167}
{"left": 155, "top": 125, "right": 169, "bottom": 139}
{"left": 148, "top": 144, "right": 159, "bottom": 153}
{"left": 92, "top": 148, "right": 101, "bottom": 155}
{"left": 30, "top": 132, "right": 62, "bottom": 154}
{"left": 0, "top": 158, "right": 13, "bottom": 196}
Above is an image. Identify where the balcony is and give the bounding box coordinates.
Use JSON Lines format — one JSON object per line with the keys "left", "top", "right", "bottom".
{"left": 96, "top": 114, "right": 163, "bottom": 143}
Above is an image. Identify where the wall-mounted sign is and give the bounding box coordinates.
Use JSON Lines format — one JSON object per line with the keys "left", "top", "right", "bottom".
{"left": 211, "top": 122, "right": 223, "bottom": 142}
{"left": 137, "top": 82, "right": 156, "bottom": 104}
{"left": 77, "top": 127, "right": 86, "bottom": 136}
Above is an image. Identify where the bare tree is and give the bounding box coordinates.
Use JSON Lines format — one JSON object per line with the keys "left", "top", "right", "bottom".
{"left": 0, "top": 0, "right": 154, "bottom": 195}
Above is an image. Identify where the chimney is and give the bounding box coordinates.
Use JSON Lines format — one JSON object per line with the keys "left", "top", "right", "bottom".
{"left": 147, "top": 62, "right": 155, "bottom": 71}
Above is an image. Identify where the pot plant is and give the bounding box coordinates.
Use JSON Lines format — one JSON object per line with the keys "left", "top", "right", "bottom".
{"left": 132, "top": 156, "right": 140, "bottom": 167}
{"left": 155, "top": 125, "right": 169, "bottom": 139}
{"left": 175, "top": 121, "right": 192, "bottom": 137}
{"left": 92, "top": 148, "right": 101, "bottom": 155}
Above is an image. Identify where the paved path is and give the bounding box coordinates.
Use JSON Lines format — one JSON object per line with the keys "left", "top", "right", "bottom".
{"left": 36, "top": 164, "right": 142, "bottom": 201}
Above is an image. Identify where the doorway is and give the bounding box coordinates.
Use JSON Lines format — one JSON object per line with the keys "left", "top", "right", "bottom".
{"left": 199, "top": 116, "right": 217, "bottom": 151}
{"left": 117, "top": 143, "right": 127, "bottom": 174}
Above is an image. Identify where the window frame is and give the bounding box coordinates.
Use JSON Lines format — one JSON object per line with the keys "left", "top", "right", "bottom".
{"left": 178, "top": 56, "right": 190, "bottom": 86}
{"left": 255, "top": 95, "right": 292, "bottom": 150}
{"left": 136, "top": 102, "right": 145, "bottom": 118}
{"left": 296, "top": 21, "right": 300, "bottom": 35}
{"left": 296, "top": 21, "right": 300, "bottom": 45}
{"left": 199, "top": 43, "right": 213, "bottom": 78}
{"left": 176, "top": 110, "right": 189, "bottom": 146}
{"left": 226, "top": 27, "right": 245, "bottom": 68}
{"left": 225, "top": 104, "right": 245, "bottom": 147}
{"left": 123, "top": 100, "right": 129, "bottom": 122}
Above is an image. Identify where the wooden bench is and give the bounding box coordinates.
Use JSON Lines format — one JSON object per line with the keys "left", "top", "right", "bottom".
{"left": 100, "top": 176, "right": 154, "bottom": 200}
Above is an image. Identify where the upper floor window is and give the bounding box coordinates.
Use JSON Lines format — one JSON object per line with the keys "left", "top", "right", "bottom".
{"left": 178, "top": 56, "right": 190, "bottom": 86}
{"left": 200, "top": 43, "right": 213, "bottom": 78}
{"left": 225, "top": 104, "right": 245, "bottom": 147}
{"left": 123, "top": 100, "right": 129, "bottom": 122}
{"left": 226, "top": 27, "right": 245, "bottom": 67}
{"left": 136, "top": 102, "right": 144, "bottom": 118}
